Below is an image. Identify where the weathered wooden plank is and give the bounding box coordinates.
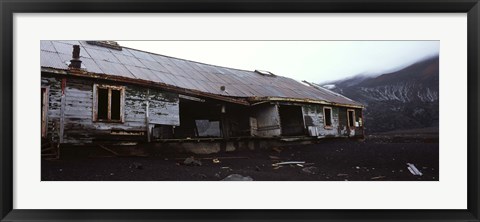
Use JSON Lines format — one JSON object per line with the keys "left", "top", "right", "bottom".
{"left": 146, "top": 88, "right": 179, "bottom": 126}
{"left": 59, "top": 78, "right": 67, "bottom": 143}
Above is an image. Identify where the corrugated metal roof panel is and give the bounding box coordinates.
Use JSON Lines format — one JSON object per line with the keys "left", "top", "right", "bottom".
{"left": 95, "top": 60, "right": 135, "bottom": 79}
{"left": 124, "top": 65, "right": 156, "bottom": 81}
{"left": 83, "top": 47, "right": 120, "bottom": 63}
{"left": 77, "top": 57, "right": 105, "bottom": 74}
{"left": 112, "top": 53, "right": 145, "bottom": 68}
{"left": 126, "top": 48, "right": 157, "bottom": 62}
{"left": 40, "top": 41, "right": 57, "bottom": 53}
{"left": 56, "top": 40, "right": 81, "bottom": 45}
{"left": 40, "top": 40, "right": 362, "bottom": 106}
{"left": 41, "top": 50, "right": 67, "bottom": 70}
{"left": 138, "top": 59, "right": 169, "bottom": 73}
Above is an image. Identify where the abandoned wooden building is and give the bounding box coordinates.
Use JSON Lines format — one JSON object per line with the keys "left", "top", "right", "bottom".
{"left": 41, "top": 41, "right": 364, "bottom": 156}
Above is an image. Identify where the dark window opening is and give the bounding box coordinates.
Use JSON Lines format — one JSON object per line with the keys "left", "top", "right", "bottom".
{"left": 324, "top": 107, "right": 332, "bottom": 127}
{"left": 97, "top": 88, "right": 109, "bottom": 120}
{"left": 195, "top": 120, "right": 221, "bottom": 137}
{"left": 175, "top": 99, "right": 224, "bottom": 139}
{"left": 152, "top": 125, "right": 174, "bottom": 139}
{"left": 111, "top": 89, "right": 121, "bottom": 120}
{"left": 279, "top": 105, "right": 306, "bottom": 136}
{"left": 348, "top": 110, "right": 355, "bottom": 127}
{"left": 95, "top": 85, "right": 124, "bottom": 122}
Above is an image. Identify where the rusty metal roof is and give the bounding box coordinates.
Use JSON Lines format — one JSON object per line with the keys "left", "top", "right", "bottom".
{"left": 40, "top": 40, "right": 362, "bottom": 107}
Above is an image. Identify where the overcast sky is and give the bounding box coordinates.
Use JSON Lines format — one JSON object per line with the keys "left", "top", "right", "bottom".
{"left": 118, "top": 41, "right": 439, "bottom": 83}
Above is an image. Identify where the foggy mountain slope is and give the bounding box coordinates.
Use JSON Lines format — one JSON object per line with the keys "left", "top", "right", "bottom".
{"left": 322, "top": 56, "right": 439, "bottom": 133}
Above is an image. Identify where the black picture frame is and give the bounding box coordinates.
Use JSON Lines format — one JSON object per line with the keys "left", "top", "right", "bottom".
{"left": 1, "top": 0, "right": 479, "bottom": 221}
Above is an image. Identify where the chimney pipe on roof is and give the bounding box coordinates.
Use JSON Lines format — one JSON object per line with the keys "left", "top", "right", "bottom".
{"left": 69, "top": 45, "right": 82, "bottom": 69}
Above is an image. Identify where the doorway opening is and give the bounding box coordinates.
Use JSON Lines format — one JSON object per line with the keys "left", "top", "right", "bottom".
{"left": 279, "top": 105, "right": 305, "bottom": 136}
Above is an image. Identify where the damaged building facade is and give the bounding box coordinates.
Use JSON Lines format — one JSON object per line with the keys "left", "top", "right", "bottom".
{"left": 41, "top": 41, "right": 364, "bottom": 156}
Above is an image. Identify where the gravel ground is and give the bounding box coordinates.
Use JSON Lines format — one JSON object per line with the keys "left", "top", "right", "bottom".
{"left": 41, "top": 137, "right": 438, "bottom": 181}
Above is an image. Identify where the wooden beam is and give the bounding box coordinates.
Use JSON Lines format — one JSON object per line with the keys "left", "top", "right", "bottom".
{"left": 59, "top": 78, "right": 66, "bottom": 143}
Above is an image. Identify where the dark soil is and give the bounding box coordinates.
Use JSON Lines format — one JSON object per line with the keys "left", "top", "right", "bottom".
{"left": 41, "top": 137, "right": 439, "bottom": 181}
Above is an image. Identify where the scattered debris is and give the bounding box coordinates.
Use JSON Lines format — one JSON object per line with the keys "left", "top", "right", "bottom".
{"left": 130, "top": 162, "right": 143, "bottom": 169}
{"left": 407, "top": 163, "right": 423, "bottom": 176}
{"left": 280, "top": 138, "right": 301, "bottom": 142}
{"left": 184, "top": 157, "right": 202, "bottom": 166}
{"left": 109, "top": 173, "right": 114, "bottom": 176}
{"left": 222, "top": 174, "right": 253, "bottom": 181}
{"left": 371, "top": 176, "right": 386, "bottom": 180}
{"left": 255, "top": 166, "right": 261, "bottom": 171}
{"left": 296, "top": 164, "right": 304, "bottom": 167}
{"left": 212, "top": 158, "right": 220, "bottom": 164}
{"left": 269, "top": 155, "right": 280, "bottom": 160}
{"left": 98, "top": 144, "right": 120, "bottom": 156}
{"left": 272, "top": 161, "right": 306, "bottom": 167}
{"left": 337, "top": 173, "right": 348, "bottom": 177}
{"left": 197, "top": 174, "right": 207, "bottom": 179}
{"left": 301, "top": 166, "right": 319, "bottom": 175}
{"left": 355, "top": 166, "right": 360, "bottom": 169}
{"left": 221, "top": 166, "right": 232, "bottom": 171}
{"left": 176, "top": 156, "right": 248, "bottom": 160}
{"left": 214, "top": 173, "right": 221, "bottom": 178}
{"left": 272, "top": 147, "right": 282, "bottom": 153}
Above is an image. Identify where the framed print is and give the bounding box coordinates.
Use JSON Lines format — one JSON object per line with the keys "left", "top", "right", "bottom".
{"left": 1, "top": 0, "right": 479, "bottom": 221}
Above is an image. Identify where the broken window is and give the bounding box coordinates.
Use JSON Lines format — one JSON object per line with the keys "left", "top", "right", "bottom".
{"left": 195, "top": 120, "right": 222, "bottom": 137}
{"left": 347, "top": 109, "right": 355, "bottom": 127}
{"left": 324, "top": 107, "right": 332, "bottom": 127}
{"left": 94, "top": 84, "right": 124, "bottom": 122}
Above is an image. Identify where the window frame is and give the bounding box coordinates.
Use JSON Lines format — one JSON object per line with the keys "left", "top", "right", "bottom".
{"left": 92, "top": 84, "right": 125, "bottom": 123}
{"left": 323, "top": 106, "right": 333, "bottom": 129}
{"left": 347, "top": 109, "right": 356, "bottom": 128}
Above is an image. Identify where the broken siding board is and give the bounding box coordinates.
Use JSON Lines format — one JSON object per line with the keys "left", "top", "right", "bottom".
{"left": 317, "top": 106, "right": 340, "bottom": 137}
{"left": 148, "top": 88, "right": 180, "bottom": 126}
{"left": 302, "top": 104, "right": 322, "bottom": 127}
{"left": 42, "top": 76, "right": 63, "bottom": 142}
{"left": 302, "top": 104, "right": 342, "bottom": 137}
